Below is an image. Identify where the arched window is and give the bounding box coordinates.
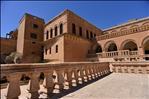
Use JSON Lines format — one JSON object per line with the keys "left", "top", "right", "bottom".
{"left": 55, "top": 26, "right": 58, "bottom": 36}
{"left": 72, "top": 23, "right": 76, "bottom": 34}
{"left": 46, "top": 31, "right": 49, "bottom": 39}
{"left": 141, "top": 22, "right": 149, "bottom": 30}
{"left": 130, "top": 25, "right": 139, "bottom": 33}
{"left": 49, "top": 48, "right": 51, "bottom": 54}
{"left": 86, "top": 30, "right": 89, "bottom": 39}
{"left": 79, "top": 27, "right": 82, "bottom": 36}
{"left": 90, "top": 32, "right": 93, "bottom": 39}
{"left": 56, "top": 45, "right": 58, "bottom": 53}
{"left": 50, "top": 29, "right": 53, "bottom": 38}
{"left": 60, "top": 23, "right": 63, "bottom": 34}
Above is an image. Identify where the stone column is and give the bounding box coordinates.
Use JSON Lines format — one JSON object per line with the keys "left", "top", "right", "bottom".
{"left": 57, "top": 70, "right": 64, "bottom": 92}
{"left": 43, "top": 71, "right": 54, "bottom": 95}
{"left": 7, "top": 73, "right": 21, "bottom": 99}
{"left": 29, "top": 72, "right": 40, "bottom": 99}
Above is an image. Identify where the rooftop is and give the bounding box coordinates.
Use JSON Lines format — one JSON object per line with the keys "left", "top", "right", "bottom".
{"left": 103, "top": 17, "right": 149, "bottom": 31}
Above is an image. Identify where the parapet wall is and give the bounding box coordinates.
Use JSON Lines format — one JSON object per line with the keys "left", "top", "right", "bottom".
{"left": 111, "top": 62, "right": 149, "bottom": 74}
{"left": 0, "top": 37, "right": 17, "bottom": 55}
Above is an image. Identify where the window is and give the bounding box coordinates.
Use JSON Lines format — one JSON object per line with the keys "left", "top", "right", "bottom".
{"left": 72, "top": 23, "right": 76, "bottom": 34}
{"left": 30, "top": 33, "right": 37, "bottom": 39}
{"left": 56, "top": 45, "right": 58, "bottom": 53}
{"left": 46, "top": 31, "right": 49, "bottom": 39}
{"left": 55, "top": 26, "right": 58, "bottom": 36}
{"left": 90, "top": 32, "right": 93, "bottom": 38}
{"left": 60, "top": 23, "right": 63, "bottom": 34}
{"left": 79, "top": 27, "right": 82, "bottom": 36}
{"left": 32, "top": 41, "right": 36, "bottom": 44}
{"left": 50, "top": 29, "right": 53, "bottom": 38}
{"left": 45, "top": 48, "right": 47, "bottom": 55}
{"left": 49, "top": 48, "right": 51, "bottom": 54}
{"left": 33, "top": 24, "right": 38, "bottom": 29}
{"left": 86, "top": 30, "right": 89, "bottom": 39}
{"left": 32, "top": 52, "right": 35, "bottom": 54}
{"left": 94, "top": 34, "right": 96, "bottom": 38}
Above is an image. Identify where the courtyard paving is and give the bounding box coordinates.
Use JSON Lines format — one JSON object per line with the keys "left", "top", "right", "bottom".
{"left": 1, "top": 73, "right": 149, "bottom": 99}
{"left": 61, "top": 73, "right": 149, "bottom": 99}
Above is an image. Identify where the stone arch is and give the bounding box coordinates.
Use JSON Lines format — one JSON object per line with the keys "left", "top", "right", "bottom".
{"left": 110, "top": 30, "right": 117, "bottom": 34}
{"left": 92, "top": 43, "right": 102, "bottom": 53}
{"left": 129, "top": 25, "right": 139, "bottom": 32}
{"left": 142, "top": 22, "right": 149, "bottom": 26}
{"left": 120, "top": 27, "right": 127, "bottom": 32}
{"left": 120, "top": 39, "right": 138, "bottom": 51}
{"left": 104, "top": 40, "right": 118, "bottom": 52}
{"left": 130, "top": 25, "right": 139, "bottom": 29}
{"left": 141, "top": 22, "right": 149, "bottom": 30}
{"left": 142, "top": 36, "right": 149, "bottom": 54}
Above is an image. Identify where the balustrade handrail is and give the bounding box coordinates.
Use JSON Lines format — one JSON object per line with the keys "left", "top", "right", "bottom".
{"left": 1, "top": 62, "right": 110, "bottom": 99}
{"left": 96, "top": 50, "right": 139, "bottom": 58}
{"left": 1, "top": 62, "right": 109, "bottom": 76}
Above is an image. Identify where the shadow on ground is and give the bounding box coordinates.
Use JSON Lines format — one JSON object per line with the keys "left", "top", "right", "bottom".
{"left": 48, "top": 72, "right": 112, "bottom": 99}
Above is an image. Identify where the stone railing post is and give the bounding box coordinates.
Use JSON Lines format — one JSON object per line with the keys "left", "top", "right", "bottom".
{"left": 7, "top": 73, "right": 21, "bottom": 99}
{"left": 29, "top": 72, "right": 40, "bottom": 99}
{"left": 43, "top": 71, "right": 54, "bottom": 95}
{"left": 57, "top": 70, "right": 64, "bottom": 92}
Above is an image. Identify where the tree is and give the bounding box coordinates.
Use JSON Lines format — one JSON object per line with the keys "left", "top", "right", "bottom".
{"left": 5, "top": 52, "right": 22, "bottom": 64}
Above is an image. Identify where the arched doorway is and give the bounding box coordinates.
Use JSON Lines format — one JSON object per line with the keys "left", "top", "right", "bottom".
{"left": 107, "top": 43, "right": 117, "bottom": 52}
{"left": 121, "top": 40, "right": 138, "bottom": 51}
{"left": 96, "top": 45, "right": 102, "bottom": 53}
{"left": 142, "top": 37, "right": 149, "bottom": 60}
{"left": 142, "top": 37, "right": 149, "bottom": 54}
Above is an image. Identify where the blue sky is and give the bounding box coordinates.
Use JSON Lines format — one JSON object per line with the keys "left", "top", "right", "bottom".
{"left": 1, "top": 1, "right": 149, "bottom": 37}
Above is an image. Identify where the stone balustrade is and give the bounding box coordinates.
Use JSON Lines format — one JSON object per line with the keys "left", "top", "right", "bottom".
{"left": 1, "top": 62, "right": 110, "bottom": 99}
{"left": 97, "top": 25, "right": 149, "bottom": 41}
{"left": 111, "top": 62, "right": 149, "bottom": 74}
{"left": 96, "top": 50, "right": 138, "bottom": 58}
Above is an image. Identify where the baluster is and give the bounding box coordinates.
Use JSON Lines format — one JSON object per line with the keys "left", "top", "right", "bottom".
{"left": 85, "top": 67, "right": 89, "bottom": 81}
{"left": 88, "top": 67, "right": 93, "bottom": 79}
{"left": 29, "top": 72, "right": 40, "bottom": 99}
{"left": 43, "top": 71, "right": 54, "bottom": 95}
{"left": 66, "top": 69, "right": 73, "bottom": 88}
{"left": 80, "top": 68, "right": 85, "bottom": 83}
{"left": 74, "top": 69, "right": 79, "bottom": 84}
{"left": 57, "top": 70, "right": 64, "bottom": 92}
{"left": 94, "top": 65, "right": 99, "bottom": 77}
{"left": 92, "top": 66, "right": 96, "bottom": 78}
{"left": 7, "top": 73, "right": 21, "bottom": 99}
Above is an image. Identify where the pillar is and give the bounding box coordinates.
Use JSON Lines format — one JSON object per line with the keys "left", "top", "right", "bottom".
{"left": 7, "top": 73, "right": 21, "bottom": 99}
{"left": 29, "top": 72, "right": 40, "bottom": 99}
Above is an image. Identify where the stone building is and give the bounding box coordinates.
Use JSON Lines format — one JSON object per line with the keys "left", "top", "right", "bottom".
{"left": 1, "top": 9, "right": 149, "bottom": 63}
